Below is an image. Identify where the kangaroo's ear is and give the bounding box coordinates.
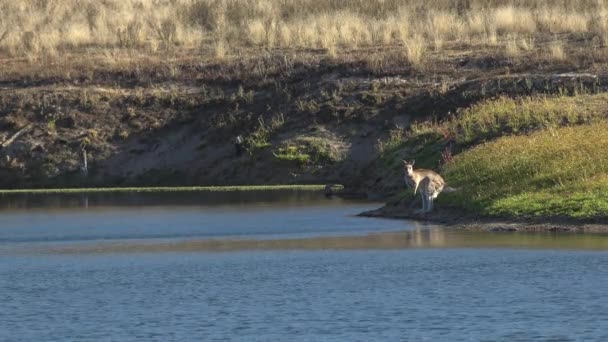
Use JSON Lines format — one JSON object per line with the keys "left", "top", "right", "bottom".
{"left": 411, "top": 160, "right": 415, "bottom": 166}
{"left": 402, "top": 160, "right": 408, "bottom": 165}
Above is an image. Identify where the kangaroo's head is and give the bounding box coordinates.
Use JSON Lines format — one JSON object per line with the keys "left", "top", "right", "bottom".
{"left": 402, "top": 160, "right": 415, "bottom": 175}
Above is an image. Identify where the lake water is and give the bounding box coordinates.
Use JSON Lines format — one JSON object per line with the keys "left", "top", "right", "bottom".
{"left": 2, "top": 191, "right": 608, "bottom": 341}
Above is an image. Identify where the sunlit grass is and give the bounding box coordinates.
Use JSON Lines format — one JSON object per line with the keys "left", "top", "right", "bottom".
{"left": 443, "top": 123, "right": 608, "bottom": 219}
{"left": 2, "top": 0, "right": 608, "bottom": 65}
{"left": 412, "top": 94, "right": 608, "bottom": 145}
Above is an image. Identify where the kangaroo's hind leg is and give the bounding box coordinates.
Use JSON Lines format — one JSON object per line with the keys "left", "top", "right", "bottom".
{"left": 419, "top": 191, "right": 424, "bottom": 211}
{"left": 419, "top": 191, "right": 427, "bottom": 212}
{"left": 427, "top": 195, "right": 434, "bottom": 212}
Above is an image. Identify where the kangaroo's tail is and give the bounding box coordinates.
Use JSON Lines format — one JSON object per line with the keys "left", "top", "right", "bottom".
{"left": 442, "top": 186, "right": 460, "bottom": 193}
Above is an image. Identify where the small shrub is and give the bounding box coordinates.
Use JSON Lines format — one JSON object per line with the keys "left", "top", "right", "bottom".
{"left": 117, "top": 129, "right": 130, "bottom": 140}
{"left": 273, "top": 145, "right": 310, "bottom": 165}
{"left": 47, "top": 119, "right": 56, "bottom": 131}
{"left": 403, "top": 35, "right": 426, "bottom": 67}
{"left": 245, "top": 117, "right": 272, "bottom": 152}
{"left": 116, "top": 21, "right": 144, "bottom": 48}
{"left": 378, "top": 126, "right": 406, "bottom": 153}
{"left": 440, "top": 145, "right": 454, "bottom": 165}
{"left": 21, "top": 31, "right": 38, "bottom": 53}
{"left": 548, "top": 42, "right": 566, "bottom": 61}
{"left": 147, "top": 18, "right": 178, "bottom": 46}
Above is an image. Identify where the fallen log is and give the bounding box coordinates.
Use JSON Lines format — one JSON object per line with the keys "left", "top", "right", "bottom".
{"left": 1, "top": 124, "right": 32, "bottom": 149}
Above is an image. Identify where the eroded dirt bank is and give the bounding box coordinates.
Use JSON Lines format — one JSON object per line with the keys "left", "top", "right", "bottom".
{"left": 2, "top": 52, "right": 607, "bottom": 194}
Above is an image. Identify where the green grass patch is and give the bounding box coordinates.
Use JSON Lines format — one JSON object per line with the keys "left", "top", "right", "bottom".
{"left": 245, "top": 115, "right": 285, "bottom": 153}
{"left": 274, "top": 145, "right": 311, "bottom": 164}
{"left": 0, "top": 184, "right": 343, "bottom": 195}
{"left": 274, "top": 137, "right": 339, "bottom": 166}
{"left": 442, "top": 123, "right": 608, "bottom": 219}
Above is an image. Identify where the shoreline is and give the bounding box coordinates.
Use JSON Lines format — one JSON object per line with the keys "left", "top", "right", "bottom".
{"left": 359, "top": 205, "right": 608, "bottom": 233}
{"left": 0, "top": 184, "right": 344, "bottom": 195}
{"left": 2, "top": 184, "right": 605, "bottom": 233}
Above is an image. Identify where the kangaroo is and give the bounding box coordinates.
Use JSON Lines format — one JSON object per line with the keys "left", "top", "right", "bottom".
{"left": 402, "top": 160, "right": 445, "bottom": 213}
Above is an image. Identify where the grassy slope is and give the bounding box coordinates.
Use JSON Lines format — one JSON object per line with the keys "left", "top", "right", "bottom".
{"left": 412, "top": 93, "right": 608, "bottom": 145}
{"left": 443, "top": 123, "right": 608, "bottom": 219}
{"left": 373, "top": 92, "right": 608, "bottom": 220}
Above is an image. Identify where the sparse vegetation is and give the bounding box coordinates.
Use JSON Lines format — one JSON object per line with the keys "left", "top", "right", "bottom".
{"left": 377, "top": 126, "right": 406, "bottom": 154}
{"left": 245, "top": 116, "right": 283, "bottom": 152}
{"left": 274, "top": 137, "right": 339, "bottom": 166}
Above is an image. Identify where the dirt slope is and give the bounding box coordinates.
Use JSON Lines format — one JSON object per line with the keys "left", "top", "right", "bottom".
{"left": 2, "top": 53, "right": 608, "bottom": 192}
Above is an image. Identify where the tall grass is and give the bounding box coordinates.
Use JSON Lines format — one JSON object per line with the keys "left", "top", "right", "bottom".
{"left": 2, "top": 0, "right": 608, "bottom": 63}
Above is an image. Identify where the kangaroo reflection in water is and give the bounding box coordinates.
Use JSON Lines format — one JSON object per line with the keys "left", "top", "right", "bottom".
{"left": 409, "top": 223, "right": 448, "bottom": 248}
{"left": 45, "top": 225, "right": 453, "bottom": 255}
{"left": 36, "top": 224, "right": 608, "bottom": 255}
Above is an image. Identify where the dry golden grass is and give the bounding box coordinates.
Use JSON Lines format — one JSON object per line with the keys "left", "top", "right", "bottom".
{"left": 549, "top": 42, "right": 567, "bottom": 61}
{"left": 505, "top": 37, "right": 521, "bottom": 57}
{"left": 1, "top": 0, "right": 608, "bottom": 69}
{"left": 404, "top": 35, "right": 427, "bottom": 67}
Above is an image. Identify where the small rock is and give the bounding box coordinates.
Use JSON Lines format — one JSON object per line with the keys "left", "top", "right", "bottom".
{"left": 488, "top": 226, "right": 519, "bottom": 232}
{"left": 31, "top": 144, "right": 45, "bottom": 153}
{"left": 547, "top": 226, "right": 574, "bottom": 233}
{"left": 56, "top": 116, "right": 76, "bottom": 129}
